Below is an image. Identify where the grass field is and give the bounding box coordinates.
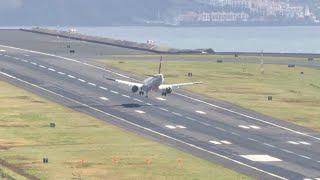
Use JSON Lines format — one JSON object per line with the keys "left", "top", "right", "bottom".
{"left": 100, "top": 58, "right": 320, "bottom": 132}
{"left": 0, "top": 81, "right": 250, "bottom": 180}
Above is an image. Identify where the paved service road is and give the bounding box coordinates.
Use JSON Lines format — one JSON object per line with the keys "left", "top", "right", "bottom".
{"left": 0, "top": 30, "right": 320, "bottom": 180}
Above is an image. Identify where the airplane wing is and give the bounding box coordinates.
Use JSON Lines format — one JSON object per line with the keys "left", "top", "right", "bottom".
{"left": 159, "top": 82, "right": 202, "bottom": 90}
{"left": 105, "top": 77, "right": 143, "bottom": 88}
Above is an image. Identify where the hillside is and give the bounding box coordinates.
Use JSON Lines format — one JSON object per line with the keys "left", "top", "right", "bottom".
{"left": 0, "top": 0, "right": 318, "bottom": 26}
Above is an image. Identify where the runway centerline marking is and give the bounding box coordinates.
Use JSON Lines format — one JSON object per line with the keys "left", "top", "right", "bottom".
{"left": 58, "top": 72, "right": 65, "bottom": 75}
{"left": 88, "top": 82, "right": 96, "bottom": 86}
{"left": 48, "top": 68, "right": 56, "bottom": 72}
{"left": 159, "top": 108, "right": 169, "bottom": 112}
{"left": 133, "top": 98, "right": 143, "bottom": 103}
{"left": 99, "top": 86, "right": 108, "bottom": 90}
{"left": 30, "top": 62, "right": 37, "bottom": 65}
{"left": 121, "top": 94, "right": 130, "bottom": 98}
{"left": 2, "top": 44, "right": 316, "bottom": 142}
{"left": 110, "top": 90, "right": 119, "bottom": 94}
{"left": 0, "top": 70, "right": 288, "bottom": 180}
{"left": 172, "top": 112, "right": 183, "bottom": 117}
{"left": 78, "top": 79, "right": 86, "bottom": 82}
{"left": 221, "top": 140, "right": 232, "bottom": 145}
{"left": 39, "top": 65, "right": 46, "bottom": 68}
{"left": 68, "top": 75, "right": 76, "bottom": 79}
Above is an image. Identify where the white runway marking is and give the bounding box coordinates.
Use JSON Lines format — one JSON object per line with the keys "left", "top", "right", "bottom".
{"left": 196, "top": 110, "right": 206, "bottom": 115}
{"left": 210, "top": 141, "right": 222, "bottom": 145}
{"left": 172, "top": 112, "right": 183, "bottom": 117}
{"left": 298, "top": 155, "right": 311, "bottom": 159}
{"left": 221, "top": 140, "right": 232, "bottom": 145}
{"left": 13, "top": 57, "right": 20, "bottom": 60}
{"left": 159, "top": 108, "right": 169, "bottom": 112}
{"left": 99, "top": 97, "right": 109, "bottom": 101}
{"left": 239, "top": 125, "right": 250, "bottom": 129}
{"left": 121, "top": 94, "right": 130, "bottom": 98}
{"left": 39, "top": 65, "right": 46, "bottom": 68}
{"left": 146, "top": 103, "right": 152, "bottom": 106}
{"left": 48, "top": 68, "right": 56, "bottom": 72}
{"left": 67, "top": 74, "right": 76, "bottom": 78}
{"left": 88, "top": 82, "right": 96, "bottom": 86}
{"left": 110, "top": 90, "right": 119, "bottom": 94}
{"left": 165, "top": 125, "right": 176, "bottom": 129}
{"left": 30, "top": 62, "right": 37, "bottom": 65}
{"left": 156, "top": 97, "right": 166, "bottom": 101}
{"left": 21, "top": 59, "right": 28, "bottom": 62}
{"left": 299, "top": 141, "right": 311, "bottom": 145}
{"left": 239, "top": 125, "right": 261, "bottom": 129}
{"left": 4, "top": 55, "right": 9, "bottom": 57}
{"left": 99, "top": 86, "right": 108, "bottom": 90}
{"left": 0, "top": 70, "right": 288, "bottom": 180}
{"left": 176, "top": 125, "right": 186, "bottom": 129}
{"left": 58, "top": 72, "right": 65, "bottom": 75}
{"left": 287, "top": 141, "right": 300, "bottom": 145}
{"left": 249, "top": 125, "right": 261, "bottom": 129}
{"left": 248, "top": 138, "right": 259, "bottom": 142}
{"left": 263, "top": 143, "right": 275, "bottom": 148}
{"left": 135, "top": 110, "right": 145, "bottom": 114}
{"left": 23, "top": 54, "right": 30, "bottom": 57}
{"left": 133, "top": 98, "right": 143, "bottom": 103}
{"left": 78, "top": 78, "right": 86, "bottom": 82}
{"left": 241, "top": 155, "right": 282, "bottom": 162}
{"left": 0, "top": 49, "right": 6, "bottom": 52}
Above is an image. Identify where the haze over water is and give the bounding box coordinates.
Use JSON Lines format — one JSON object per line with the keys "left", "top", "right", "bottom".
{"left": 75, "top": 26, "right": 320, "bottom": 54}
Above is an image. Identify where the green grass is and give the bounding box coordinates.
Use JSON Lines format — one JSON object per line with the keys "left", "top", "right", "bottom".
{"left": 100, "top": 59, "right": 320, "bottom": 132}
{"left": 0, "top": 81, "right": 250, "bottom": 180}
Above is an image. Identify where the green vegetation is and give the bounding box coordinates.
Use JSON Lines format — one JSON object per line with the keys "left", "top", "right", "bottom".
{"left": 0, "top": 81, "right": 250, "bottom": 179}
{"left": 0, "top": 165, "right": 28, "bottom": 180}
{"left": 100, "top": 57, "right": 320, "bottom": 132}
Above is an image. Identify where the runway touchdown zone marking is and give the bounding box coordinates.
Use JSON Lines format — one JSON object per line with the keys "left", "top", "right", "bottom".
{"left": 287, "top": 141, "right": 311, "bottom": 145}
{"left": 156, "top": 97, "right": 166, "bottom": 101}
{"left": 99, "top": 97, "right": 109, "bottom": 101}
{"left": 196, "top": 110, "right": 206, "bottom": 115}
{"left": 241, "top": 155, "right": 282, "bottom": 162}
{"left": 165, "top": 125, "right": 186, "bottom": 129}
{"left": 239, "top": 125, "right": 261, "bottom": 130}
{"left": 135, "top": 110, "right": 145, "bottom": 114}
{"left": 210, "top": 140, "right": 232, "bottom": 145}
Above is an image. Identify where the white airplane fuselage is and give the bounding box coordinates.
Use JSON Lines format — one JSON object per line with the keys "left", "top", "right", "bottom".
{"left": 140, "top": 74, "right": 164, "bottom": 95}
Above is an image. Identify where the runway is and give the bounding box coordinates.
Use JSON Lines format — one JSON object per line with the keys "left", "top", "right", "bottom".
{"left": 0, "top": 30, "right": 320, "bottom": 180}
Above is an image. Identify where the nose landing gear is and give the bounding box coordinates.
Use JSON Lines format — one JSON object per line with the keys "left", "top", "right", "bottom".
{"left": 161, "top": 92, "right": 167, "bottom": 96}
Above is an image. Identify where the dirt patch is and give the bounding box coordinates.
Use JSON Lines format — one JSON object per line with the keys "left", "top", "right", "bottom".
{"left": 0, "top": 159, "right": 40, "bottom": 180}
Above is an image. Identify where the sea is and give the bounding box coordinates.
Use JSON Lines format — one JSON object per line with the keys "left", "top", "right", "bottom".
{"left": 2, "top": 26, "right": 320, "bottom": 53}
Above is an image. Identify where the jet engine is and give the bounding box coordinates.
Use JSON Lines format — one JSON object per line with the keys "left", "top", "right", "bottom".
{"left": 132, "top": 86, "right": 139, "bottom": 93}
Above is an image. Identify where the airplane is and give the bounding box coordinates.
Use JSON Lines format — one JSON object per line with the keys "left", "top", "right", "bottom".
{"left": 104, "top": 57, "right": 202, "bottom": 97}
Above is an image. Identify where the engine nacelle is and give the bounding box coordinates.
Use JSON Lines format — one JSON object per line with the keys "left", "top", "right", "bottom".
{"left": 132, "top": 86, "right": 139, "bottom": 93}
{"left": 165, "top": 87, "right": 172, "bottom": 94}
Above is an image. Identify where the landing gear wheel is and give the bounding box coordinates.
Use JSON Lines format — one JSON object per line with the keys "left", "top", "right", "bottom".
{"left": 139, "top": 91, "right": 144, "bottom": 96}
{"left": 162, "top": 92, "right": 167, "bottom": 96}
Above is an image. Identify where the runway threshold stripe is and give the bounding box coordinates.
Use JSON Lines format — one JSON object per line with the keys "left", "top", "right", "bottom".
{"left": 0, "top": 70, "right": 288, "bottom": 180}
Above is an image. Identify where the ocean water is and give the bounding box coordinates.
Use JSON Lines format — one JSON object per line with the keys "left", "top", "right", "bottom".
{"left": 1, "top": 26, "right": 319, "bottom": 53}
{"left": 73, "top": 26, "right": 320, "bottom": 53}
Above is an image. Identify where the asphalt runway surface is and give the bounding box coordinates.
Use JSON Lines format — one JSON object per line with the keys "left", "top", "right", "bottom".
{"left": 0, "top": 30, "right": 320, "bottom": 180}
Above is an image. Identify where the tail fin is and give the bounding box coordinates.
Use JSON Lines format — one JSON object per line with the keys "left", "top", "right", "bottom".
{"left": 158, "top": 56, "right": 162, "bottom": 74}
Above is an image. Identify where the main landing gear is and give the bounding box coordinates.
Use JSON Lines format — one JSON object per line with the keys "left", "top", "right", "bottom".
{"left": 161, "top": 92, "right": 167, "bottom": 96}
